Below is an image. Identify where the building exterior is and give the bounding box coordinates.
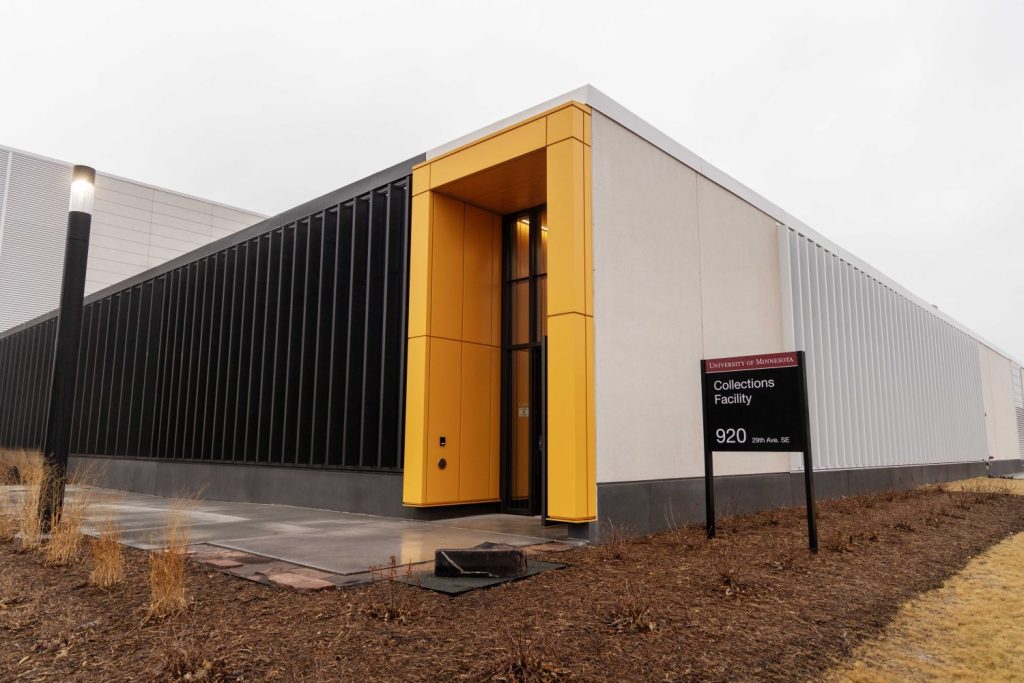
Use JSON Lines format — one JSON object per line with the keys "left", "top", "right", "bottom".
{"left": 1, "top": 86, "right": 1021, "bottom": 540}
{"left": 0, "top": 144, "right": 264, "bottom": 332}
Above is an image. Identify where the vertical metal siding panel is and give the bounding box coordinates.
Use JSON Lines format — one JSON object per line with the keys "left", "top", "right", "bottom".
{"left": 853, "top": 268, "right": 871, "bottom": 468}
{"left": 892, "top": 291, "right": 908, "bottom": 464}
{"left": 343, "top": 201, "right": 364, "bottom": 468}
{"left": 236, "top": 241, "right": 256, "bottom": 462}
{"left": 248, "top": 236, "right": 271, "bottom": 463}
{"left": 280, "top": 220, "right": 305, "bottom": 464}
{"left": 837, "top": 260, "right": 856, "bottom": 467}
{"left": 116, "top": 287, "right": 140, "bottom": 455}
{"left": 208, "top": 252, "right": 228, "bottom": 460}
{"left": 296, "top": 215, "right": 320, "bottom": 464}
{"left": 829, "top": 256, "right": 847, "bottom": 468}
{"left": 312, "top": 208, "right": 339, "bottom": 466}
{"left": 800, "top": 238, "right": 822, "bottom": 467}
{"left": 242, "top": 237, "right": 264, "bottom": 462}
{"left": 198, "top": 255, "right": 215, "bottom": 459}
{"left": 818, "top": 248, "right": 838, "bottom": 468}
{"left": 325, "top": 202, "right": 353, "bottom": 467}
{"left": 219, "top": 246, "right": 239, "bottom": 459}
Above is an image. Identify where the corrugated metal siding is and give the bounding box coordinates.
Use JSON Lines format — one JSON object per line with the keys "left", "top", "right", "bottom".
{"left": 0, "top": 152, "right": 69, "bottom": 332}
{"left": 785, "top": 228, "right": 988, "bottom": 470}
{"left": 0, "top": 175, "right": 412, "bottom": 471}
{"left": 1013, "top": 363, "right": 1024, "bottom": 459}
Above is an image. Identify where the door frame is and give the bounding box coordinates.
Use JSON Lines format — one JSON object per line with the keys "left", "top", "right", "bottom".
{"left": 499, "top": 206, "right": 547, "bottom": 516}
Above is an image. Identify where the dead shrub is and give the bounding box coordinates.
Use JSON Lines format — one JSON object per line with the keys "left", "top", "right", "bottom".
{"left": 894, "top": 520, "right": 916, "bottom": 533}
{"left": 148, "top": 503, "right": 193, "bottom": 618}
{"left": 364, "top": 555, "right": 414, "bottom": 622}
{"left": 825, "top": 530, "right": 855, "bottom": 553}
{"left": 158, "top": 623, "right": 224, "bottom": 682}
{"left": 711, "top": 550, "right": 754, "bottom": 597}
{"left": 601, "top": 519, "right": 632, "bottom": 560}
{"left": 608, "top": 577, "right": 656, "bottom": 633}
{"left": 89, "top": 514, "right": 125, "bottom": 588}
{"left": 487, "top": 624, "right": 568, "bottom": 682}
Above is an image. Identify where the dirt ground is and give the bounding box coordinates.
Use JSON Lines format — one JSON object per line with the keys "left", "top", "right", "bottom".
{"left": 2, "top": 481, "right": 1024, "bottom": 682}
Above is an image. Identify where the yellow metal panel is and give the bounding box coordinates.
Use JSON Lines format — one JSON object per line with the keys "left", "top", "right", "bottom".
{"left": 407, "top": 192, "right": 432, "bottom": 339}
{"left": 459, "top": 342, "right": 494, "bottom": 501}
{"left": 426, "top": 337, "right": 462, "bottom": 504}
{"left": 402, "top": 336, "right": 429, "bottom": 505}
{"left": 585, "top": 316, "right": 596, "bottom": 517}
{"left": 430, "top": 119, "right": 547, "bottom": 188}
{"left": 546, "top": 313, "right": 593, "bottom": 522}
{"left": 490, "top": 214, "right": 502, "bottom": 347}
{"left": 546, "top": 105, "right": 586, "bottom": 145}
{"left": 546, "top": 138, "right": 587, "bottom": 316}
{"left": 429, "top": 193, "right": 465, "bottom": 340}
{"left": 584, "top": 144, "right": 593, "bottom": 317}
{"left": 583, "top": 112, "right": 592, "bottom": 146}
{"left": 412, "top": 164, "right": 431, "bottom": 196}
{"left": 489, "top": 345, "right": 501, "bottom": 499}
{"left": 462, "top": 205, "right": 495, "bottom": 345}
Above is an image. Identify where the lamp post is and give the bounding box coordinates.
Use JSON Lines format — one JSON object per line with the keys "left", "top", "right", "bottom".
{"left": 40, "top": 164, "right": 94, "bottom": 530}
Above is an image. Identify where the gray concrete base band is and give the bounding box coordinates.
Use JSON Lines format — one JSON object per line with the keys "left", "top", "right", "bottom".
{"left": 74, "top": 455, "right": 1022, "bottom": 537}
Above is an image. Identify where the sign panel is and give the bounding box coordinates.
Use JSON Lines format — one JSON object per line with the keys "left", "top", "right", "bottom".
{"left": 700, "top": 350, "right": 818, "bottom": 552}
{"left": 701, "top": 351, "right": 806, "bottom": 452}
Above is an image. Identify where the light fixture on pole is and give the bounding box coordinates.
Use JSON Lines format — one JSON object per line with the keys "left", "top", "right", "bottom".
{"left": 40, "top": 164, "right": 95, "bottom": 530}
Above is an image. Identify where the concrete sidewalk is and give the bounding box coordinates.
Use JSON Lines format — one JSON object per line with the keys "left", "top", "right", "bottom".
{"left": 76, "top": 487, "right": 577, "bottom": 577}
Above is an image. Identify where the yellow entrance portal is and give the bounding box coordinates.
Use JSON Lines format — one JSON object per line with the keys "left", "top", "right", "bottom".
{"left": 402, "top": 102, "right": 595, "bottom": 523}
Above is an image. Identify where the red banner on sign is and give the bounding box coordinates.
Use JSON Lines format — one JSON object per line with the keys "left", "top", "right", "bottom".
{"left": 704, "top": 352, "right": 799, "bottom": 374}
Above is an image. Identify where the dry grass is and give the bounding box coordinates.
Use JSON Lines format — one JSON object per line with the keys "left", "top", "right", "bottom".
{"left": 828, "top": 530, "right": 1024, "bottom": 682}
{"left": 148, "top": 501, "right": 193, "bottom": 618}
{"left": 89, "top": 513, "right": 125, "bottom": 588}
{"left": 6, "top": 450, "right": 51, "bottom": 551}
{"left": 44, "top": 465, "right": 100, "bottom": 566}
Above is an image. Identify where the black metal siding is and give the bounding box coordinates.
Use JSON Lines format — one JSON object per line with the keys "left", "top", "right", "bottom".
{"left": 0, "top": 166, "right": 416, "bottom": 472}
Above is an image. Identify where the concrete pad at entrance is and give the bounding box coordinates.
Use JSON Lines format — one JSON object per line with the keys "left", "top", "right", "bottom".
{"left": 68, "top": 487, "right": 577, "bottom": 576}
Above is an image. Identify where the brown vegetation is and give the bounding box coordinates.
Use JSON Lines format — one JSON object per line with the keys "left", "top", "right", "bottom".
{"left": 89, "top": 514, "right": 125, "bottom": 588}
{"left": 0, "top": 482, "right": 1022, "bottom": 681}
{"left": 147, "top": 503, "right": 192, "bottom": 618}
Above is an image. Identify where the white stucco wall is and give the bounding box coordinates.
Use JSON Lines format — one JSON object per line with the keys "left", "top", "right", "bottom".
{"left": 979, "top": 344, "right": 1020, "bottom": 461}
{"left": 590, "top": 113, "right": 788, "bottom": 483}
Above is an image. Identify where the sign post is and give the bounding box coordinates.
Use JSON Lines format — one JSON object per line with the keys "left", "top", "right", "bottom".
{"left": 700, "top": 351, "right": 818, "bottom": 552}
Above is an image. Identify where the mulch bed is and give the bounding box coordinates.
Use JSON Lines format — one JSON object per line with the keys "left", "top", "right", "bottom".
{"left": 2, "top": 484, "right": 1024, "bottom": 682}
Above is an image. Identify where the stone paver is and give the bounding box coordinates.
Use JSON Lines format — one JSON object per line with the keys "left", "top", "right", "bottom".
{"left": 266, "top": 572, "right": 336, "bottom": 592}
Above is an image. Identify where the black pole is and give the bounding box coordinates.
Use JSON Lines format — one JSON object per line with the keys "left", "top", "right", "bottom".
{"left": 700, "top": 360, "right": 716, "bottom": 539}
{"left": 40, "top": 165, "right": 94, "bottom": 530}
{"left": 797, "top": 351, "right": 818, "bottom": 553}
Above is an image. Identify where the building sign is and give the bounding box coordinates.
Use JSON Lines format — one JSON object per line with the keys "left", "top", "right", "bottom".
{"left": 702, "top": 351, "right": 806, "bottom": 452}
{"left": 700, "top": 351, "right": 818, "bottom": 552}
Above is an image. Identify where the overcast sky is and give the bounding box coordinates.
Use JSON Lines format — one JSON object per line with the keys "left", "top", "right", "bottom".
{"left": 2, "top": 1, "right": 1022, "bottom": 358}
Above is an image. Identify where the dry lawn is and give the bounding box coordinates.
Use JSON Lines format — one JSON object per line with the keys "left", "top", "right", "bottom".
{"left": 830, "top": 530, "right": 1024, "bottom": 682}
{"left": 828, "top": 478, "right": 1024, "bottom": 682}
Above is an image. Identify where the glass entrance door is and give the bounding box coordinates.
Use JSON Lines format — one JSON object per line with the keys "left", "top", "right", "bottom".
{"left": 501, "top": 208, "right": 546, "bottom": 515}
